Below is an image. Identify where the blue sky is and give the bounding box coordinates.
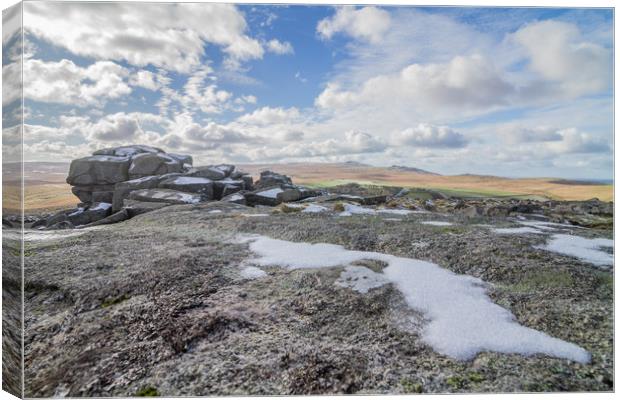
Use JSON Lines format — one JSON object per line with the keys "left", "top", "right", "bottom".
{"left": 2, "top": 3, "right": 614, "bottom": 179}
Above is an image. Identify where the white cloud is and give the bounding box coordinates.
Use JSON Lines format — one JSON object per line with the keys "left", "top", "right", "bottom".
{"left": 129, "top": 70, "right": 161, "bottom": 91}
{"left": 23, "top": 59, "right": 132, "bottom": 107}
{"left": 394, "top": 124, "right": 468, "bottom": 148}
{"left": 266, "top": 39, "right": 294, "bottom": 55}
{"left": 545, "top": 128, "right": 610, "bottom": 154}
{"left": 316, "top": 54, "right": 513, "bottom": 119}
{"left": 236, "top": 106, "right": 300, "bottom": 125}
{"left": 24, "top": 2, "right": 265, "bottom": 73}
{"left": 512, "top": 20, "right": 612, "bottom": 98}
{"left": 317, "top": 6, "right": 391, "bottom": 43}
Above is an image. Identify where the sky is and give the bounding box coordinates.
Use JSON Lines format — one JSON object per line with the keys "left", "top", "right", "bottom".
{"left": 2, "top": 2, "right": 614, "bottom": 179}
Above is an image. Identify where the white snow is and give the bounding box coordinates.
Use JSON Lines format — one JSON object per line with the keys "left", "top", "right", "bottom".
{"left": 68, "top": 208, "right": 85, "bottom": 217}
{"left": 90, "top": 202, "right": 112, "bottom": 211}
{"left": 172, "top": 177, "right": 212, "bottom": 185}
{"left": 207, "top": 210, "right": 223, "bottom": 214}
{"left": 378, "top": 209, "right": 413, "bottom": 215}
{"left": 19, "top": 229, "right": 88, "bottom": 242}
{"left": 517, "top": 220, "right": 582, "bottom": 231}
{"left": 421, "top": 221, "right": 453, "bottom": 226}
{"left": 302, "top": 204, "right": 329, "bottom": 213}
{"left": 258, "top": 188, "right": 283, "bottom": 198}
{"left": 537, "top": 234, "right": 613, "bottom": 267}
{"left": 240, "top": 213, "right": 270, "bottom": 217}
{"left": 283, "top": 203, "right": 305, "bottom": 209}
{"left": 338, "top": 203, "right": 377, "bottom": 216}
{"left": 335, "top": 266, "right": 390, "bottom": 293}
{"left": 492, "top": 227, "right": 545, "bottom": 235}
{"left": 239, "top": 234, "right": 590, "bottom": 363}
{"left": 240, "top": 266, "right": 267, "bottom": 279}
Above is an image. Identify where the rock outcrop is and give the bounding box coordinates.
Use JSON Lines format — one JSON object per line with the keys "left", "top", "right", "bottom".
{"left": 48, "top": 145, "right": 325, "bottom": 229}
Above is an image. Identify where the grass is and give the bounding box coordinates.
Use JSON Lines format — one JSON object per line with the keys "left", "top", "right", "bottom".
{"left": 135, "top": 386, "right": 159, "bottom": 397}
{"left": 510, "top": 270, "right": 574, "bottom": 293}
{"left": 101, "top": 294, "right": 130, "bottom": 308}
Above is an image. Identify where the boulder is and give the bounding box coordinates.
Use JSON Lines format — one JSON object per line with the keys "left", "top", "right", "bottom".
{"left": 128, "top": 153, "right": 183, "bottom": 179}
{"left": 213, "top": 164, "right": 235, "bottom": 178}
{"left": 112, "top": 175, "right": 180, "bottom": 212}
{"left": 47, "top": 221, "right": 74, "bottom": 230}
{"left": 158, "top": 176, "right": 214, "bottom": 199}
{"left": 167, "top": 153, "right": 193, "bottom": 166}
{"left": 213, "top": 178, "right": 244, "bottom": 199}
{"left": 67, "top": 155, "right": 131, "bottom": 186}
{"left": 66, "top": 202, "right": 113, "bottom": 226}
{"left": 78, "top": 209, "right": 131, "bottom": 228}
{"left": 71, "top": 184, "right": 116, "bottom": 203}
{"left": 128, "top": 189, "right": 201, "bottom": 205}
{"left": 277, "top": 188, "right": 302, "bottom": 203}
{"left": 186, "top": 166, "right": 227, "bottom": 180}
{"left": 255, "top": 171, "right": 292, "bottom": 189}
{"left": 245, "top": 186, "right": 285, "bottom": 206}
{"left": 221, "top": 192, "right": 247, "bottom": 205}
{"left": 122, "top": 199, "right": 170, "bottom": 217}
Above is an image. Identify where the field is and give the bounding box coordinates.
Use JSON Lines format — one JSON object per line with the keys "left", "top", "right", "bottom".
{"left": 4, "top": 162, "right": 613, "bottom": 214}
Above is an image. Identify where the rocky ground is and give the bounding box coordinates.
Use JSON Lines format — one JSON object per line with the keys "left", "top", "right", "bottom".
{"left": 8, "top": 187, "right": 614, "bottom": 396}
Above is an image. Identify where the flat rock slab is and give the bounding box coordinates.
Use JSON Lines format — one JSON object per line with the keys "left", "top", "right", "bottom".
{"left": 158, "top": 176, "right": 214, "bottom": 198}
{"left": 128, "top": 189, "right": 202, "bottom": 205}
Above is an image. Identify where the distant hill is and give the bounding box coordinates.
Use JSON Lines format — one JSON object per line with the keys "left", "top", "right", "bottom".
{"left": 388, "top": 165, "right": 439, "bottom": 175}
{"left": 6, "top": 161, "right": 614, "bottom": 213}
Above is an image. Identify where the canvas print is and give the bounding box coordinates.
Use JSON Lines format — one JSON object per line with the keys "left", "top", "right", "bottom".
{"left": 1, "top": 1, "right": 614, "bottom": 397}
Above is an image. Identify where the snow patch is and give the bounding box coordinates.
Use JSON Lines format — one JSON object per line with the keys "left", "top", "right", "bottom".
{"left": 172, "top": 177, "right": 212, "bottom": 185}
{"left": 492, "top": 227, "right": 545, "bottom": 235}
{"left": 240, "top": 266, "right": 267, "bottom": 279}
{"left": 421, "top": 221, "right": 453, "bottom": 226}
{"left": 89, "top": 202, "right": 112, "bottom": 212}
{"left": 302, "top": 204, "right": 329, "bottom": 213}
{"left": 537, "top": 234, "right": 613, "bottom": 267}
{"left": 339, "top": 203, "right": 377, "bottom": 216}
{"left": 239, "top": 234, "right": 590, "bottom": 363}
{"left": 379, "top": 209, "right": 413, "bottom": 215}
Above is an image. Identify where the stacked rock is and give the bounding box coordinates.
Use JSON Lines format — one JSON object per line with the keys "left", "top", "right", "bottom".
{"left": 67, "top": 145, "right": 192, "bottom": 204}
{"left": 41, "top": 145, "right": 324, "bottom": 229}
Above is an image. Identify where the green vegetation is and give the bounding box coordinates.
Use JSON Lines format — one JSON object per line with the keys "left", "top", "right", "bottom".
{"left": 468, "top": 372, "right": 485, "bottom": 383}
{"left": 509, "top": 270, "right": 574, "bottom": 293}
{"left": 135, "top": 386, "right": 159, "bottom": 397}
{"left": 101, "top": 294, "right": 130, "bottom": 308}
{"left": 400, "top": 378, "right": 423, "bottom": 393}
{"left": 446, "top": 375, "right": 467, "bottom": 389}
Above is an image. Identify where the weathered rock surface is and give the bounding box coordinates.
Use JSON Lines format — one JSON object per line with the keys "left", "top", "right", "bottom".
{"left": 67, "top": 155, "right": 131, "bottom": 186}
{"left": 128, "top": 153, "right": 184, "bottom": 179}
{"left": 127, "top": 189, "right": 202, "bottom": 205}
{"left": 158, "top": 176, "right": 214, "bottom": 199}
{"left": 255, "top": 170, "right": 293, "bottom": 189}
{"left": 20, "top": 201, "right": 613, "bottom": 396}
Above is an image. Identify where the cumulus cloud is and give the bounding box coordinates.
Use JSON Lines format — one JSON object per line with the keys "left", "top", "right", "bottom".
{"left": 394, "top": 124, "right": 468, "bottom": 148}
{"left": 317, "top": 6, "right": 391, "bottom": 43}
{"left": 513, "top": 20, "right": 612, "bottom": 98}
{"left": 236, "top": 107, "right": 301, "bottom": 125}
{"left": 500, "top": 125, "right": 563, "bottom": 145}
{"left": 316, "top": 54, "right": 513, "bottom": 117}
{"left": 129, "top": 70, "right": 162, "bottom": 91}
{"left": 266, "top": 39, "right": 294, "bottom": 55}
{"left": 23, "top": 59, "right": 132, "bottom": 107}
{"left": 24, "top": 2, "right": 265, "bottom": 72}
{"left": 545, "top": 128, "right": 610, "bottom": 154}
